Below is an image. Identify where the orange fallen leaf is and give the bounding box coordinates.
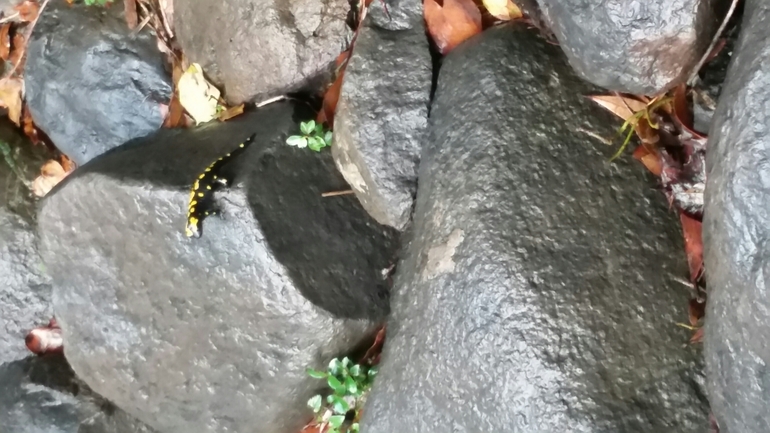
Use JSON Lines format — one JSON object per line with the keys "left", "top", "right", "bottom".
{"left": 424, "top": 0, "right": 482, "bottom": 55}
{"left": 15, "top": 0, "right": 40, "bottom": 22}
{"left": 317, "top": 68, "right": 345, "bottom": 128}
{"left": 632, "top": 144, "right": 662, "bottom": 176}
{"left": 680, "top": 212, "right": 703, "bottom": 282}
{"left": 0, "top": 77, "right": 24, "bottom": 125}
{"left": 481, "top": 0, "right": 522, "bottom": 21}
{"left": 0, "top": 23, "right": 10, "bottom": 61}
{"left": 163, "top": 93, "right": 187, "bottom": 128}
{"left": 32, "top": 159, "right": 73, "bottom": 197}
{"left": 217, "top": 103, "right": 244, "bottom": 122}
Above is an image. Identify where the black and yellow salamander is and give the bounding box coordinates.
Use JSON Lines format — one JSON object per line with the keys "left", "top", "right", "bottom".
{"left": 185, "top": 133, "right": 256, "bottom": 238}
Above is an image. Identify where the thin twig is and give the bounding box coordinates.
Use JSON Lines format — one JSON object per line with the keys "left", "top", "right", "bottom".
{"left": 155, "top": 0, "right": 173, "bottom": 39}
{"left": 0, "top": 12, "right": 19, "bottom": 24}
{"left": 0, "top": 0, "right": 50, "bottom": 82}
{"left": 321, "top": 190, "right": 355, "bottom": 197}
{"left": 687, "top": 0, "right": 739, "bottom": 86}
{"left": 254, "top": 95, "right": 287, "bottom": 107}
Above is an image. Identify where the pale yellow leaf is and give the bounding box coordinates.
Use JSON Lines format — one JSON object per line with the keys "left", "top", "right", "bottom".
{"left": 589, "top": 95, "right": 649, "bottom": 123}
{"left": 32, "top": 159, "right": 71, "bottom": 197}
{"left": 0, "top": 77, "right": 23, "bottom": 125}
{"left": 482, "top": 0, "right": 522, "bottom": 20}
{"left": 177, "top": 63, "right": 221, "bottom": 125}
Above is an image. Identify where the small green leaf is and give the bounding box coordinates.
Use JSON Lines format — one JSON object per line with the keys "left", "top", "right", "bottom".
{"left": 349, "top": 364, "right": 361, "bottom": 377}
{"left": 306, "top": 368, "right": 328, "bottom": 379}
{"left": 341, "top": 357, "right": 351, "bottom": 368}
{"left": 344, "top": 375, "right": 357, "bottom": 395}
{"left": 327, "top": 394, "right": 335, "bottom": 404}
{"left": 368, "top": 367, "right": 378, "bottom": 378}
{"left": 331, "top": 395, "right": 349, "bottom": 414}
{"left": 329, "top": 358, "right": 343, "bottom": 375}
{"left": 286, "top": 135, "right": 308, "bottom": 148}
{"left": 327, "top": 375, "right": 346, "bottom": 394}
{"left": 307, "top": 136, "right": 324, "bottom": 152}
{"left": 315, "top": 123, "right": 324, "bottom": 135}
{"left": 328, "top": 415, "right": 346, "bottom": 429}
{"left": 351, "top": 422, "right": 360, "bottom": 432}
{"left": 324, "top": 131, "right": 333, "bottom": 146}
{"left": 301, "top": 120, "right": 316, "bottom": 135}
{"left": 307, "top": 395, "right": 322, "bottom": 413}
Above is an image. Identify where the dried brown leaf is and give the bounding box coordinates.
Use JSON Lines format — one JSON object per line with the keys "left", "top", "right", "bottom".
{"left": 32, "top": 159, "right": 71, "bottom": 197}
{"left": 688, "top": 297, "right": 705, "bottom": 327}
{"left": 424, "top": 0, "right": 482, "bottom": 55}
{"left": 481, "top": 0, "right": 522, "bottom": 21}
{"left": 0, "top": 77, "right": 24, "bottom": 125}
{"left": 9, "top": 31, "right": 26, "bottom": 71}
{"left": 689, "top": 327, "right": 704, "bottom": 344}
{"left": 589, "top": 95, "right": 649, "bottom": 123}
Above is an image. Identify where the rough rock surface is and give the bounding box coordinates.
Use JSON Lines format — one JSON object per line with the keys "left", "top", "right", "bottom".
{"left": 0, "top": 355, "right": 156, "bottom": 433}
{"left": 360, "top": 24, "right": 708, "bottom": 433}
{"left": 175, "top": 0, "right": 352, "bottom": 105}
{"left": 704, "top": 1, "right": 770, "bottom": 432}
{"left": 332, "top": 0, "right": 430, "bottom": 231}
{"left": 38, "top": 102, "right": 399, "bottom": 433}
{"left": 0, "top": 119, "right": 52, "bottom": 365}
{"left": 537, "top": 0, "right": 721, "bottom": 95}
{"left": 26, "top": 0, "right": 171, "bottom": 165}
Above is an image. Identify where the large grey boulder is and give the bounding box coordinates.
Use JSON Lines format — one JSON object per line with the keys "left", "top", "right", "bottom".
{"left": 533, "top": 0, "right": 722, "bottom": 95}
{"left": 704, "top": 1, "right": 770, "bottom": 432}
{"left": 360, "top": 24, "right": 708, "bottom": 433}
{"left": 0, "top": 356, "right": 156, "bottom": 433}
{"left": 0, "top": 119, "right": 52, "bottom": 365}
{"left": 38, "top": 102, "right": 399, "bottom": 433}
{"left": 175, "top": 0, "right": 352, "bottom": 105}
{"left": 332, "top": 0, "right": 431, "bottom": 230}
{"left": 26, "top": 0, "right": 171, "bottom": 165}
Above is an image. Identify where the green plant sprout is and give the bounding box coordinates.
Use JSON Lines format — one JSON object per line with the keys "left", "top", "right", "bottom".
{"left": 306, "top": 357, "right": 378, "bottom": 433}
{"left": 83, "top": 0, "right": 111, "bottom": 6}
{"left": 287, "top": 120, "right": 332, "bottom": 152}
{"left": 610, "top": 96, "right": 673, "bottom": 162}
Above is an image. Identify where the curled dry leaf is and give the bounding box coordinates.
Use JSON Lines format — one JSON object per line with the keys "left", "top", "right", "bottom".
{"left": 481, "top": 0, "right": 522, "bottom": 21}
{"left": 632, "top": 144, "right": 662, "bottom": 176}
{"left": 0, "top": 77, "right": 23, "bottom": 125}
{"left": 177, "top": 62, "right": 221, "bottom": 125}
{"left": 32, "top": 158, "right": 73, "bottom": 197}
{"left": 424, "top": 0, "right": 482, "bottom": 55}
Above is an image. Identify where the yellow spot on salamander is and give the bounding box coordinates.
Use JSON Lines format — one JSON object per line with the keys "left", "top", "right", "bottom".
{"left": 193, "top": 180, "right": 199, "bottom": 190}
{"left": 205, "top": 167, "right": 211, "bottom": 172}
{"left": 205, "top": 211, "right": 210, "bottom": 216}
{"left": 197, "top": 192, "right": 204, "bottom": 197}
{"left": 199, "top": 173, "right": 206, "bottom": 179}
{"left": 206, "top": 185, "right": 211, "bottom": 190}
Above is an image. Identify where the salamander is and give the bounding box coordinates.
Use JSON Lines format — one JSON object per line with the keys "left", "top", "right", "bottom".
{"left": 185, "top": 133, "right": 256, "bottom": 238}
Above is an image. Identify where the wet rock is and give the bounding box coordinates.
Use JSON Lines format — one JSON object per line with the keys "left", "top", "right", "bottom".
{"left": 175, "top": 0, "right": 352, "bottom": 105}
{"left": 38, "top": 101, "right": 399, "bottom": 433}
{"left": 538, "top": 0, "right": 722, "bottom": 95}
{"left": 704, "top": 1, "right": 770, "bottom": 432}
{"left": 361, "top": 24, "right": 708, "bottom": 433}
{"left": 0, "top": 119, "right": 52, "bottom": 365}
{"left": 25, "top": 0, "right": 171, "bottom": 165}
{"left": 0, "top": 355, "right": 155, "bottom": 433}
{"left": 332, "top": 0, "right": 431, "bottom": 231}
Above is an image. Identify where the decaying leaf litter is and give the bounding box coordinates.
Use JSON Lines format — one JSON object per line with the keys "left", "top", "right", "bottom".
{"left": 4, "top": 0, "right": 736, "bottom": 427}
